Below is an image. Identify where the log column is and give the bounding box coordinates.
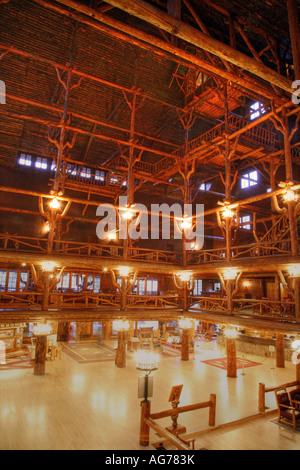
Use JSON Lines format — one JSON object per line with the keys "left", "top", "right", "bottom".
{"left": 34, "top": 335, "right": 48, "bottom": 376}
{"left": 181, "top": 328, "right": 190, "bottom": 361}
{"left": 42, "top": 271, "right": 51, "bottom": 311}
{"left": 226, "top": 337, "right": 237, "bottom": 378}
{"left": 294, "top": 278, "right": 300, "bottom": 323}
{"left": 140, "top": 399, "right": 151, "bottom": 446}
{"left": 287, "top": 0, "right": 300, "bottom": 80}
{"left": 115, "top": 330, "right": 128, "bottom": 368}
{"left": 276, "top": 334, "right": 285, "bottom": 368}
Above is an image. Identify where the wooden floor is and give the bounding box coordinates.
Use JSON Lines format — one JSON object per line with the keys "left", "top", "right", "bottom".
{"left": 0, "top": 340, "right": 299, "bottom": 450}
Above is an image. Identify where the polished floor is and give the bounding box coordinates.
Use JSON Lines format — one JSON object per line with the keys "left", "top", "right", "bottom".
{"left": 0, "top": 339, "right": 299, "bottom": 450}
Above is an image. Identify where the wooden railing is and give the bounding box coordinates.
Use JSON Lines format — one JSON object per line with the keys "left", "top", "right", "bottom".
{"left": 233, "top": 298, "right": 295, "bottom": 320}
{"left": 173, "top": 114, "right": 282, "bottom": 159}
{"left": 259, "top": 381, "right": 300, "bottom": 413}
{"left": 0, "top": 234, "right": 298, "bottom": 268}
{"left": 48, "top": 292, "right": 119, "bottom": 309}
{"left": 187, "top": 237, "right": 299, "bottom": 265}
{"left": 126, "top": 294, "right": 180, "bottom": 309}
{"left": 0, "top": 234, "right": 182, "bottom": 265}
{"left": 0, "top": 290, "right": 180, "bottom": 311}
{"left": 0, "top": 291, "right": 43, "bottom": 308}
{"left": 189, "top": 296, "right": 296, "bottom": 322}
{"left": 189, "top": 296, "right": 228, "bottom": 312}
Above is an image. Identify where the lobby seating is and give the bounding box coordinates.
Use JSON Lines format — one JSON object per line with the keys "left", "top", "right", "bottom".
{"left": 275, "top": 388, "right": 300, "bottom": 429}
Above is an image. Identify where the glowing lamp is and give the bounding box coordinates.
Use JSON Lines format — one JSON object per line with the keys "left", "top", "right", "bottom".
{"left": 41, "top": 261, "right": 56, "bottom": 272}
{"left": 284, "top": 189, "right": 298, "bottom": 203}
{"left": 122, "top": 207, "right": 134, "bottom": 220}
{"left": 223, "top": 269, "right": 238, "bottom": 281}
{"left": 107, "top": 232, "right": 117, "bottom": 241}
{"left": 118, "top": 266, "right": 131, "bottom": 277}
{"left": 292, "top": 340, "right": 300, "bottom": 350}
{"left": 223, "top": 328, "right": 239, "bottom": 339}
{"left": 178, "top": 317, "right": 193, "bottom": 330}
{"left": 49, "top": 198, "right": 60, "bottom": 210}
{"left": 113, "top": 320, "right": 130, "bottom": 332}
{"left": 289, "top": 265, "right": 300, "bottom": 278}
{"left": 181, "top": 217, "right": 192, "bottom": 230}
{"left": 135, "top": 350, "right": 160, "bottom": 373}
{"left": 33, "top": 323, "right": 52, "bottom": 336}
{"left": 178, "top": 271, "right": 192, "bottom": 283}
{"left": 222, "top": 207, "right": 235, "bottom": 219}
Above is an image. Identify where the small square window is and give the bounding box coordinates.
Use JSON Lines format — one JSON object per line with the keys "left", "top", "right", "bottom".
{"left": 240, "top": 215, "right": 251, "bottom": 230}
{"left": 35, "top": 157, "right": 48, "bottom": 170}
{"left": 241, "top": 170, "right": 258, "bottom": 189}
{"left": 250, "top": 102, "right": 266, "bottom": 121}
{"left": 18, "top": 154, "right": 32, "bottom": 167}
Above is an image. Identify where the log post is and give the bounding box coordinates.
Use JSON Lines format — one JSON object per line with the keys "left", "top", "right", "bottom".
{"left": 34, "top": 335, "right": 48, "bottom": 376}
{"left": 209, "top": 393, "right": 217, "bottom": 426}
{"left": 258, "top": 383, "right": 266, "bottom": 413}
{"left": 296, "top": 361, "right": 300, "bottom": 384}
{"left": 294, "top": 278, "right": 300, "bottom": 323}
{"left": 226, "top": 279, "right": 234, "bottom": 315}
{"left": 140, "top": 399, "right": 151, "bottom": 446}
{"left": 42, "top": 272, "right": 51, "bottom": 311}
{"left": 287, "top": 0, "right": 300, "bottom": 80}
{"left": 181, "top": 328, "right": 190, "bottom": 361}
{"left": 115, "top": 330, "right": 127, "bottom": 368}
{"left": 226, "top": 337, "right": 237, "bottom": 378}
{"left": 103, "top": 321, "right": 112, "bottom": 340}
{"left": 276, "top": 333, "right": 285, "bottom": 368}
{"left": 121, "top": 276, "right": 127, "bottom": 311}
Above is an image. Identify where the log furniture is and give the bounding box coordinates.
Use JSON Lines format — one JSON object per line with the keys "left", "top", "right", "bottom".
{"left": 275, "top": 388, "right": 300, "bottom": 429}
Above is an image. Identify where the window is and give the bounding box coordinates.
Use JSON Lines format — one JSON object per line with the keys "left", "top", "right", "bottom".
{"left": 57, "top": 273, "right": 70, "bottom": 292}
{"left": 71, "top": 274, "right": 79, "bottom": 292}
{"left": 80, "top": 167, "right": 92, "bottom": 179}
{"left": 133, "top": 278, "right": 146, "bottom": 295}
{"left": 35, "top": 157, "right": 48, "bottom": 170}
{"left": 241, "top": 170, "right": 258, "bottom": 189}
{"left": 110, "top": 177, "right": 119, "bottom": 184}
{"left": 7, "top": 271, "right": 18, "bottom": 292}
{"left": 18, "top": 154, "right": 32, "bottom": 167}
{"left": 0, "top": 270, "right": 6, "bottom": 291}
{"left": 250, "top": 101, "right": 266, "bottom": 121}
{"left": 199, "top": 182, "right": 212, "bottom": 191}
{"left": 193, "top": 279, "right": 202, "bottom": 296}
{"left": 86, "top": 275, "right": 94, "bottom": 291}
{"left": 146, "top": 278, "right": 158, "bottom": 295}
{"left": 51, "top": 161, "right": 57, "bottom": 172}
{"left": 67, "top": 164, "right": 77, "bottom": 176}
{"left": 214, "top": 282, "right": 221, "bottom": 292}
{"left": 240, "top": 215, "right": 251, "bottom": 230}
{"left": 94, "top": 276, "right": 101, "bottom": 294}
{"left": 95, "top": 170, "right": 105, "bottom": 182}
{"left": 19, "top": 271, "right": 28, "bottom": 291}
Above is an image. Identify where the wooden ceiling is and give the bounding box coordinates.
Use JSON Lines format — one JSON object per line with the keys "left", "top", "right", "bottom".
{"left": 0, "top": 0, "right": 298, "bottom": 201}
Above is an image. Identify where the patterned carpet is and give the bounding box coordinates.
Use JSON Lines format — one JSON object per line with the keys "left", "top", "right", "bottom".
{"left": 0, "top": 347, "right": 33, "bottom": 370}
{"left": 201, "top": 357, "right": 262, "bottom": 370}
{"left": 62, "top": 342, "right": 116, "bottom": 364}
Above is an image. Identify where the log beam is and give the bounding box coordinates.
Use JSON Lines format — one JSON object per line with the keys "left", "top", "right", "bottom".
{"left": 103, "top": 0, "right": 293, "bottom": 94}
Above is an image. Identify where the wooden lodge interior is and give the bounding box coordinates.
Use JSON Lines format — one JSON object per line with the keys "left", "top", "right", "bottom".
{"left": 0, "top": 0, "right": 300, "bottom": 451}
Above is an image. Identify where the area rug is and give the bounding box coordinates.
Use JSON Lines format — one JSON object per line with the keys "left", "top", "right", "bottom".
{"left": 160, "top": 344, "right": 182, "bottom": 357}
{"left": 0, "top": 347, "right": 33, "bottom": 371}
{"left": 271, "top": 419, "right": 300, "bottom": 434}
{"left": 201, "top": 357, "right": 262, "bottom": 370}
{"left": 62, "top": 342, "right": 116, "bottom": 364}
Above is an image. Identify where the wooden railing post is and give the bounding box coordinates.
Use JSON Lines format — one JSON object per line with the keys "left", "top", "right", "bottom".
{"left": 140, "top": 400, "right": 151, "bottom": 447}
{"left": 259, "top": 383, "right": 266, "bottom": 413}
{"left": 209, "top": 393, "right": 216, "bottom": 426}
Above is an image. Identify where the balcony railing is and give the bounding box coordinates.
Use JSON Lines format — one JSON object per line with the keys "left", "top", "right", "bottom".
{"left": 189, "top": 296, "right": 296, "bottom": 322}
{"left": 0, "top": 234, "right": 182, "bottom": 265}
